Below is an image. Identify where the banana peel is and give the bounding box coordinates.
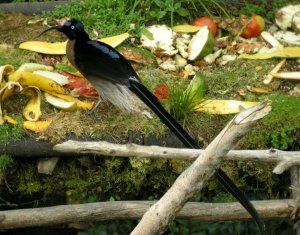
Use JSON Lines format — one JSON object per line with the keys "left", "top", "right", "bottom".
{"left": 0, "top": 64, "right": 14, "bottom": 83}
{"left": 22, "top": 86, "right": 42, "bottom": 121}
{"left": 239, "top": 47, "right": 300, "bottom": 59}
{"left": 194, "top": 99, "right": 259, "bottom": 114}
{"left": 173, "top": 24, "right": 201, "bottom": 33}
{"left": 9, "top": 71, "right": 67, "bottom": 94}
{"left": 16, "top": 63, "right": 53, "bottom": 73}
{"left": 19, "top": 32, "right": 130, "bottom": 55}
{"left": 0, "top": 82, "right": 22, "bottom": 125}
{"left": 3, "top": 115, "right": 51, "bottom": 133}
{"left": 46, "top": 91, "right": 94, "bottom": 110}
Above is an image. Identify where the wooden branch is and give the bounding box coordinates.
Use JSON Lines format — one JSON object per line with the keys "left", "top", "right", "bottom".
{"left": 54, "top": 141, "right": 300, "bottom": 174}
{"left": 131, "top": 102, "right": 271, "bottom": 234}
{"left": 0, "top": 200, "right": 294, "bottom": 230}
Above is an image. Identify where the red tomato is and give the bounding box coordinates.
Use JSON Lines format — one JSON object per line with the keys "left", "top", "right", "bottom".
{"left": 153, "top": 84, "right": 170, "bottom": 100}
{"left": 192, "top": 16, "right": 218, "bottom": 37}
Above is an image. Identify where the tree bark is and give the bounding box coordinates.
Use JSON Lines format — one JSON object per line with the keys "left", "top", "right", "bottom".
{"left": 0, "top": 200, "right": 294, "bottom": 230}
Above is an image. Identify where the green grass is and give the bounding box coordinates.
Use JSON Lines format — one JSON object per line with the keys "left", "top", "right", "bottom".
{"left": 45, "top": 0, "right": 229, "bottom": 37}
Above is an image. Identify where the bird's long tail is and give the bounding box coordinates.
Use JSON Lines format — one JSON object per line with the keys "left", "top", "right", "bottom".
{"left": 129, "top": 78, "right": 265, "bottom": 235}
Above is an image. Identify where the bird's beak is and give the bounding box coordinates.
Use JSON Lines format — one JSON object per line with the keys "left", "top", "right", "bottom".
{"left": 33, "top": 25, "right": 63, "bottom": 40}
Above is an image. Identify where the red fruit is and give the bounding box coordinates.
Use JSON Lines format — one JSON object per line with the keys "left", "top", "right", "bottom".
{"left": 63, "top": 72, "right": 98, "bottom": 97}
{"left": 154, "top": 84, "right": 170, "bottom": 100}
{"left": 192, "top": 16, "right": 218, "bottom": 37}
{"left": 240, "top": 15, "right": 265, "bottom": 38}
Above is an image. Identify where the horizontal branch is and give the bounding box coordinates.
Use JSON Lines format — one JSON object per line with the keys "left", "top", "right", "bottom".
{"left": 0, "top": 200, "right": 294, "bottom": 230}
{"left": 54, "top": 140, "right": 300, "bottom": 174}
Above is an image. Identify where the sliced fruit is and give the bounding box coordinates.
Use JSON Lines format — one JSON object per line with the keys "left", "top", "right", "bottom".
{"left": 192, "top": 17, "right": 218, "bottom": 37}
{"left": 62, "top": 72, "right": 98, "bottom": 97}
{"left": 184, "top": 71, "right": 206, "bottom": 108}
{"left": 22, "top": 86, "right": 42, "bottom": 121}
{"left": 153, "top": 84, "right": 170, "bottom": 100}
{"left": 240, "top": 15, "right": 265, "bottom": 38}
{"left": 188, "top": 26, "right": 215, "bottom": 61}
{"left": 44, "top": 92, "right": 77, "bottom": 111}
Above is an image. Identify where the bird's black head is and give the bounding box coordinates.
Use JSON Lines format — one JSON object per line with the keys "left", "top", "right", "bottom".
{"left": 35, "top": 19, "right": 89, "bottom": 41}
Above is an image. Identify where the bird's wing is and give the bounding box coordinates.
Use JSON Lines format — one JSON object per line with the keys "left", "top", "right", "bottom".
{"left": 74, "top": 40, "right": 139, "bottom": 86}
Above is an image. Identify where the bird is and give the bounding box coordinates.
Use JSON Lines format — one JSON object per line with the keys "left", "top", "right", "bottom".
{"left": 37, "top": 19, "right": 264, "bottom": 234}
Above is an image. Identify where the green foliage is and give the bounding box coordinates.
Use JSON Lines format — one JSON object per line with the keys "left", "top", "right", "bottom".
{"left": 0, "top": 154, "right": 13, "bottom": 170}
{"left": 46, "top": 0, "right": 229, "bottom": 37}
{"left": 0, "top": 116, "right": 23, "bottom": 144}
{"left": 271, "top": 126, "right": 296, "bottom": 150}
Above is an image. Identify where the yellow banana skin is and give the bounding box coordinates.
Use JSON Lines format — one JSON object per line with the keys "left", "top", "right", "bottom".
{"left": 9, "top": 71, "right": 67, "bottom": 95}
{"left": 22, "top": 86, "right": 42, "bottom": 121}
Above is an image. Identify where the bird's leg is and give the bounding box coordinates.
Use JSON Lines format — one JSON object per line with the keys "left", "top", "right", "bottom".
{"left": 85, "top": 96, "right": 102, "bottom": 115}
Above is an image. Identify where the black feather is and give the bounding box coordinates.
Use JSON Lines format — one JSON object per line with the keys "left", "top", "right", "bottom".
{"left": 129, "top": 79, "right": 265, "bottom": 235}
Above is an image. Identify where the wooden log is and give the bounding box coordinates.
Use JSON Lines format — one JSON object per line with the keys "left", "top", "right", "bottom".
{"left": 131, "top": 102, "right": 271, "bottom": 234}
{"left": 0, "top": 200, "right": 294, "bottom": 230}
{"left": 54, "top": 141, "right": 300, "bottom": 174}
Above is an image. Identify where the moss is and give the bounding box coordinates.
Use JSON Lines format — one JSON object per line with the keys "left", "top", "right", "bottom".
{"left": 240, "top": 94, "right": 300, "bottom": 149}
{"left": 0, "top": 115, "right": 23, "bottom": 144}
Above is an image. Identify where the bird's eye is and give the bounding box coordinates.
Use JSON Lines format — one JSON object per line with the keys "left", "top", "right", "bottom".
{"left": 71, "top": 25, "right": 75, "bottom": 30}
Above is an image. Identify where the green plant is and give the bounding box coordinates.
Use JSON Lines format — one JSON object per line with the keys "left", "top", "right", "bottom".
{"left": 167, "top": 72, "right": 206, "bottom": 119}
{"left": 271, "top": 126, "right": 296, "bottom": 150}
{"left": 0, "top": 154, "right": 14, "bottom": 170}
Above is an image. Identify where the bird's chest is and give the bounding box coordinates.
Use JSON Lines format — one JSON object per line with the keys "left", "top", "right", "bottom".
{"left": 66, "top": 40, "right": 78, "bottom": 70}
